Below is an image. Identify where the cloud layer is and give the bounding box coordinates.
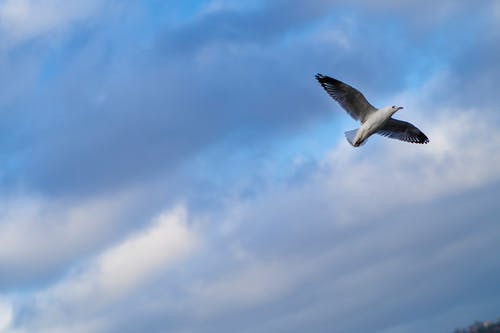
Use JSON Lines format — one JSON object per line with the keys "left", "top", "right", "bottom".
{"left": 0, "top": 1, "right": 499, "bottom": 333}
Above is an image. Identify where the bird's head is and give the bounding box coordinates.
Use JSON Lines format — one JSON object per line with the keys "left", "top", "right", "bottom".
{"left": 390, "top": 105, "right": 404, "bottom": 113}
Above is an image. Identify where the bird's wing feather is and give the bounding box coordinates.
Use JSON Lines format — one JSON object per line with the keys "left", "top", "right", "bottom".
{"left": 377, "top": 118, "right": 429, "bottom": 144}
{"left": 315, "top": 73, "right": 376, "bottom": 123}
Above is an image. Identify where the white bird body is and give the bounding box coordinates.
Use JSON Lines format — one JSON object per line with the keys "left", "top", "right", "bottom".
{"left": 315, "top": 73, "right": 429, "bottom": 147}
{"left": 351, "top": 106, "right": 397, "bottom": 146}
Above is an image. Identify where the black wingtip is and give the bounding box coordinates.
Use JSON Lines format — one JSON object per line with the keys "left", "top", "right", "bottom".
{"left": 418, "top": 132, "right": 430, "bottom": 144}
{"left": 315, "top": 73, "right": 342, "bottom": 86}
{"left": 315, "top": 73, "right": 324, "bottom": 81}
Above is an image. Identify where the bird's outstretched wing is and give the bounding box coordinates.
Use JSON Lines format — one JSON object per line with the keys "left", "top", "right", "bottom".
{"left": 315, "top": 73, "right": 376, "bottom": 123}
{"left": 377, "top": 118, "right": 429, "bottom": 144}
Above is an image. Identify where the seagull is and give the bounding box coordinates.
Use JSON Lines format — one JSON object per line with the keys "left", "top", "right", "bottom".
{"left": 315, "top": 73, "right": 429, "bottom": 147}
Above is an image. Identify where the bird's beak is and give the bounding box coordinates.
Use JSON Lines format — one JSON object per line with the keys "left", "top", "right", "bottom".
{"left": 398, "top": 106, "right": 404, "bottom": 110}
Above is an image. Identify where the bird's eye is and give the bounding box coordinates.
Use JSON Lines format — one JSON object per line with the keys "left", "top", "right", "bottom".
{"left": 392, "top": 105, "right": 396, "bottom": 108}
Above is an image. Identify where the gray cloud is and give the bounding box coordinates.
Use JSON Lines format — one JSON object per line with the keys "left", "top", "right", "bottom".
{"left": 1, "top": 0, "right": 496, "bottom": 197}
{"left": 0, "top": 1, "right": 335, "bottom": 195}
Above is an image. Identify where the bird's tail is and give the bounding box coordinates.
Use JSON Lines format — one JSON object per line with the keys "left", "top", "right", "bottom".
{"left": 344, "top": 129, "right": 358, "bottom": 146}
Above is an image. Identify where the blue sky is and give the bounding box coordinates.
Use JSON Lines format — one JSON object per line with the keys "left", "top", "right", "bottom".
{"left": 0, "top": 1, "right": 499, "bottom": 332}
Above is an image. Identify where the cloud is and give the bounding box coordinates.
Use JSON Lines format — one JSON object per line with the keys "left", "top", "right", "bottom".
{"left": 0, "top": 190, "right": 143, "bottom": 290}
{"left": 189, "top": 257, "right": 313, "bottom": 316}
{"left": 0, "top": 6, "right": 336, "bottom": 195}
{"left": 0, "top": 0, "right": 495, "bottom": 198}
{"left": 164, "top": 0, "right": 335, "bottom": 51}
{"left": 7, "top": 205, "right": 197, "bottom": 333}
{"left": 0, "top": 0, "right": 105, "bottom": 43}
{"left": 162, "top": 76, "right": 500, "bottom": 332}
{"left": 0, "top": 300, "right": 13, "bottom": 332}
{"left": 91, "top": 205, "right": 197, "bottom": 299}
{"left": 220, "top": 102, "right": 500, "bottom": 237}
{"left": 99, "top": 91, "right": 500, "bottom": 333}
{"left": 5, "top": 85, "right": 500, "bottom": 333}
{"left": 1, "top": 1, "right": 500, "bottom": 333}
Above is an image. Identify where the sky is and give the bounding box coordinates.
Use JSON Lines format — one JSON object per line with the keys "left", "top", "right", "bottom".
{"left": 0, "top": 1, "right": 499, "bottom": 332}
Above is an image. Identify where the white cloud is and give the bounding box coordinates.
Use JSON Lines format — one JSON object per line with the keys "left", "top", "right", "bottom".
{"left": 190, "top": 100, "right": 500, "bottom": 330}
{"left": 182, "top": 73, "right": 500, "bottom": 329}
{"left": 14, "top": 205, "right": 198, "bottom": 333}
{"left": 0, "top": 300, "right": 13, "bottom": 332}
{"left": 309, "top": 69, "right": 500, "bottom": 224}
{"left": 188, "top": 96, "right": 500, "bottom": 314}
{"left": 219, "top": 99, "right": 500, "bottom": 230}
{"left": 0, "top": 0, "right": 104, "bottom": 43}
{"left": 326, "top": 111, "right": 499, "bottom": 218}
{"left": 0, "top": 190, "right": 138, "bottom": 286}
{"left": 91, "top": 205, "right": 197, "bottom": 300}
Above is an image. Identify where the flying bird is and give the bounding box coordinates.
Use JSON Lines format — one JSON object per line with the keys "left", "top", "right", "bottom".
{"left": 315, "top": 74, "right": 429, "bottom": 147}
